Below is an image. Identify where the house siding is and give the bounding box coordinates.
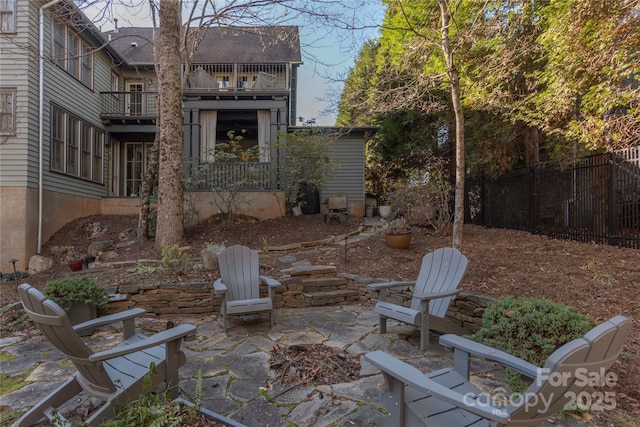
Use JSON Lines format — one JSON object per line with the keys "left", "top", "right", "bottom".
{"left": 322, "top": 135, "right": 366, "bottom": 209}
{"left": 0, "top": 0, "right": 39, "bottom": 187}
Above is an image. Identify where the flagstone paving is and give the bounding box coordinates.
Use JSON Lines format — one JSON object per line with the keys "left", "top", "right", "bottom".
{"left": 1, "top": 304, "right": 591, "bottom": 427}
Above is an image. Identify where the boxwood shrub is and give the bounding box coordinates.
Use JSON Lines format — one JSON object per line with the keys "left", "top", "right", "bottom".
{"left": 471, "top": 296, "right": 595, "bottom": 392}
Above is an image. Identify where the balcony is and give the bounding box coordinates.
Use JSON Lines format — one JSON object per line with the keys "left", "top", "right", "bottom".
{"left": 184, "top": 63, "right": 290, "bottom": 93}
{"left": 100, "top": 91, "right": 158, "bottom": 124}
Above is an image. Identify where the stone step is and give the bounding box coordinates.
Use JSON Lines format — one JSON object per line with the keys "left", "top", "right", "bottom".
{"left": 302, "top": 289, "right": 364, "bottom": 306}
{"left": 281, "top": 265, "right": 337, "bottom": 277}
{"left": 301, "top": 277, "right": 348, "bottom": 292}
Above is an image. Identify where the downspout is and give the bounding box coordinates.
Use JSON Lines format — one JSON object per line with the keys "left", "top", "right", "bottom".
{"left": 38, "top": 0, "right": 62, "bottom": 253}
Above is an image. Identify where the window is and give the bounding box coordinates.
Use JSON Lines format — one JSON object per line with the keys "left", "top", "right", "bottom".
{"left": 51, "top": 105, "right": 104, "bottom": 183}
{"left": 0, "top": 88, "right": 16, "bottom": 135}
{"left": 111, "top": 72, "right": 120, "bottom": 93}
{"left": 0, "top": 0, "right": 16, "bottom": 33}
{"left": 67, "top": 116, "right": 79, "bottom": 175}
{"left": 52, "top": 21, "right": 65, "bottom": 68}
{"left": 80, "top": 122, "right": 92, "bottom": 179}
{"left": 51, "top": 19, "right": 93, "bottom": 88}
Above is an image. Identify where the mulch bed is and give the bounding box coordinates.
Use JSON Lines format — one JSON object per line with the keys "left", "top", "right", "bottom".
{"left": 269, "top": 344, "right": 361, "bottom": 387}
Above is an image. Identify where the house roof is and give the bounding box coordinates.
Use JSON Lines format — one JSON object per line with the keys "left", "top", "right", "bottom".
{"left": 104, "top": 26, "right": 302, "bottom": 67}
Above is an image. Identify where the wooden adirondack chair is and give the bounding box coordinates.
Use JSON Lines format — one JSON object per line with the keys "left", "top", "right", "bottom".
{"left": 364, "top": 315, "right": 631, "bottom": 427}
{"left": 367, "top": 247, "right": 468, "bottom": 350}
{"left": 15, "top": 283, "right": 197, "bottom": 427}
{"left": 214, "top": 245, "right": 281, "bottom": 332}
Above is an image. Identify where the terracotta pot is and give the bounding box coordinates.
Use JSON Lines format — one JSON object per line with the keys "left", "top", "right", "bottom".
{"left": 68, "top": 260, "right": 84, "bottom": 271}
{"left": 385, "top": 233, "right": 412, "bottom": 249}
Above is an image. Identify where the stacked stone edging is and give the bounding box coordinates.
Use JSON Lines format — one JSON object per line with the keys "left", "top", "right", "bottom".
{"left": 105, "top": 262, "right": 493, "bottom": 333}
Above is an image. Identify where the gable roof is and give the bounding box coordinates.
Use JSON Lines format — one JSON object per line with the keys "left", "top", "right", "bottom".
{"left": 104, "top": 26, "right": 302, "bottom": 67}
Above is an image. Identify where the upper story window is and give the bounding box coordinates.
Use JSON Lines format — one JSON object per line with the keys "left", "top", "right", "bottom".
{"left": 51, "top": 19, "right": 93, "bottom": 89}
{"left": 0, "top": 88, "right": 15, "bottom": 135}
{"left": 0, "top": 0, "right": 16, "bottom": 33}
{"left": 51, "top": 105, "right": 104, "bottom": 183}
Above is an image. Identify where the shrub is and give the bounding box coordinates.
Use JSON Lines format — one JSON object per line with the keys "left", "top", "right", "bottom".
{"left": 162, "top": 244, "right": 190, "bottom": 268}
{"left": 471, "top": 296, "right": 595, "bottom": 392}
{"left": 43, "top": 277, "right": 109, "bottom": 314}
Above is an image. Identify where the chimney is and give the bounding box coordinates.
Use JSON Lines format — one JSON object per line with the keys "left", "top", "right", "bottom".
{"left": 113, "top": 18, "right": 119, "bottom": 33}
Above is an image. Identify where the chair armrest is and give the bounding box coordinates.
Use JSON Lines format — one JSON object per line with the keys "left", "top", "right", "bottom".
{"left": 260, "top": 276, "right": 281, "bottom": 287}
{"left": 73, "top": 308, "right": 146, "bottom": 337}
{"left": 366, "top": 281, "right": 416, "bottom": 291}
{"left": 213, "top": 279, "right": 227, "bottom": 295}
{"left": 364, "top": 351, "right": 510, "bottom": 423}
{"left": 414, "top": 289, "right": 460, "bottom": 301}
{"left": 90, "top": 324, "right": 197, "bottom": 362}
{"left": 439, "top": 334, "right": 539, "bottom": 379}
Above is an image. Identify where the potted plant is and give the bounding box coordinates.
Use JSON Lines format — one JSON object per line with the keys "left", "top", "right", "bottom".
{"left": 378, "top": 199, "right": 392, "bottom": 218}
{"left": 201, "top": 242, "right": 226, "bottom": 270}
{"left": 384, "top": 218, "right": 412, "bottom": 249}
{"left": 44, "top": 277, "right": 109, "bottom": 333}
{"left": 68, "top": 259, "right": 84, "bottom": 272}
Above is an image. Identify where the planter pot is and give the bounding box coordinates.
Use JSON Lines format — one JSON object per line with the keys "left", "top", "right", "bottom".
{"left": 202, "top": 256, "right": 218, "bottom": 270}
{"left": 292, "top": 205, "right": 303, "bottom": 216}
{"left": 68, "top": 260, "right": 84, "bottom": 271}
{"left": 385, "top": 233, "right": 412, "bottom": 249}
{"left": 378, "top": 205, "right": 392, "bottom": 218}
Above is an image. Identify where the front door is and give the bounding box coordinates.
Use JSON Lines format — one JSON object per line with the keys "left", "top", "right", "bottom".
{"left": 126, "top": 82, "right": 144, "bottom": 116}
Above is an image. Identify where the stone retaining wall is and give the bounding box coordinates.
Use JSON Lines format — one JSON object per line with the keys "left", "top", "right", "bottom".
{"left": 106, "top": 263, "right": 494, "bottom": 332}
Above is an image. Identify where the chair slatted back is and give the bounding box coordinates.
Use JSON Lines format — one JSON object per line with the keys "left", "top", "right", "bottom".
{"left": 217, "top": 245, "right": 261, "bottom": 301}
{"left": 510, "top": 315, "right": 631, "bottom": 423}
{"left": 18, "top": 284, "right": 116, "bottom": 394}
{"left": 410, "top": 248, "right": 468, "bottom": 317}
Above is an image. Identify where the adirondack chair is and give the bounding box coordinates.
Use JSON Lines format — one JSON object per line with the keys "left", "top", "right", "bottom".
{"left": 15, "top": 283, "right": 197, "bottom": 427}
{"left": 363, "top": 315, "right": 631, "bottom": 427}
{"left": 367, "top": 247, "right": 468, "bottom": 350}
{"left": 214, "top": 245, "right": 281, "bottom": 332}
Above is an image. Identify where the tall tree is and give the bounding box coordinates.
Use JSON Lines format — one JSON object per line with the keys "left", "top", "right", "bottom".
{"left": 436, "top": 0, "right": 465, "bottom": 249}
{"left": 155, "top": 0, "right": 183, "bottom": 246}
{"left": 340, "top": 0, "right": 490, "bottom": 249}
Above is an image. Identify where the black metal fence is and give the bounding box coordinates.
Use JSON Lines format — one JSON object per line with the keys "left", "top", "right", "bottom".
{"left": 466, "top": 150, "right": 640, "bottom": 249}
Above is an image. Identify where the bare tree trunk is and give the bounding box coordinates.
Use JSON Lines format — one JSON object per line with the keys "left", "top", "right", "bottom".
{"left": 155, "top": 0, "right": 184, "bottom": 247}
{"left": 438, "top": 0, "right": 465, "bottom": 250}
{"left": 137, "top": 120, "right": 160, "bottom": 242}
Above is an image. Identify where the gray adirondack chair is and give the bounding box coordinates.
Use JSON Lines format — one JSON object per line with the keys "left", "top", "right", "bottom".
{"left": 15, "top": 283, "right": 197, "bottom": 427}
{"left": 367, "top": 247, "right": 468, "bottom": 350}
{"left": 364, "top": 315, "right": 631, "bottom": 427}
{"left": 214, "top": 245, "right": 281, "bottom": 332}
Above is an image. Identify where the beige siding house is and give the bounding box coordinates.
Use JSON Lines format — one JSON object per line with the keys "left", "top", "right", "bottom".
{"left": 0, "top": 0, "right": 373, "bottom": 271}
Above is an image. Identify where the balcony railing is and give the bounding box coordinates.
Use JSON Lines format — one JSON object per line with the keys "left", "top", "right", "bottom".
{"left": 184, "top": 63, "right": 289, "bottom": 92}
{"left": 101, "top": 91, "right": 158, "bottom": 119}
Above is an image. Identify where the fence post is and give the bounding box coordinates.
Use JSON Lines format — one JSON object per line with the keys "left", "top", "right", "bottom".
{"left": 608, "top": 153, "right": 616, "bottom": 245}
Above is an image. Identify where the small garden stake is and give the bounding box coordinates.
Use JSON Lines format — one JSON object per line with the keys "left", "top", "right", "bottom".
{"left": 9, "top": 258, "right": 19, "bottom": 287}
{"left": 344, "top": 234, "right": 348, "bottom": 262}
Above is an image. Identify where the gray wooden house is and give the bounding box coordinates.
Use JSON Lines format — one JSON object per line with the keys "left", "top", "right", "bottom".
{"left": 0, "top": 0, "right": 373, "bottom": 271}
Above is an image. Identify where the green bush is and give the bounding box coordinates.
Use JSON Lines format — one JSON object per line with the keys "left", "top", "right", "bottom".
{"left": 471, "top": 296, "right": 595, "bottom": 392}
{"left": 43, "top": 277, "right": 109, "bottom": 314}
{"left": 161, "top": 244, "right": 190, "bottom": 268}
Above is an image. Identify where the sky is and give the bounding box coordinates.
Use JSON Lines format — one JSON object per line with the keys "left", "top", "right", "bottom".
{"left": 86, "top": 1, "right": 386, "bottom": 126}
